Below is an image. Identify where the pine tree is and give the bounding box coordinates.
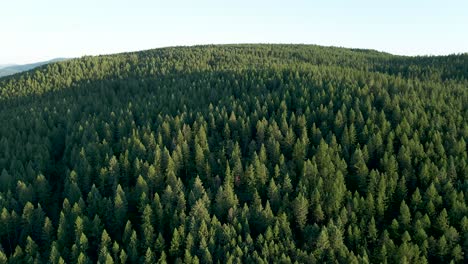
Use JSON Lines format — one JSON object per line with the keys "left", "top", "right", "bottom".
{"left": 293, "top": 192, "right": 309, "bottom": 230}
{"left": 351, "top": 148, "right": 369, "bottom": 192}
{"left": 49, "top": 242, "right": 61, "bottom": 264}
{"left": 367, "top": 217, "right": 378, "bottom": 243}
{"left": 98, "top": 229, "right": 112, "bottom": 264}
{"left": 398, "top": 201, "right": 412, "bottom": 228}
{"left": 215, "top": 166, "right": 238, "bottom": 221}
{"left": 113, "top": 184, "right": 128, "bottom": 235}
{"left": 141, "top": 205, "right": 155, "bottom": 249}
{"left": 127, "top": 231, "right": 139, "bottom": 263}
{"left": 435, "top": 209, "right": 449, "bottom": 234}
{"left": 77, "top": 252, "right": 90, "bottom": 264}
{"left": 157, "top": 251, "right": 167, "bottom": 264}
{"left": 24, "top": 236, "right": 40, "bottom": 263}
{"left": 169, "top": 228, "right": 182, "bottom": 258}
{"left": 144, "top": 248, "right": 154, "bottom": 264}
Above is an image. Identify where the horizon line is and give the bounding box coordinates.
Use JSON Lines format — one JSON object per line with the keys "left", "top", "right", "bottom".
{"left": 2, "top": 43, "right": 467, "bottom": 65}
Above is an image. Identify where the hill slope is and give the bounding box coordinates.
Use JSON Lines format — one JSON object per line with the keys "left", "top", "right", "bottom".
{"left": 0, "top": 44, "right": 467, "bottom": 263}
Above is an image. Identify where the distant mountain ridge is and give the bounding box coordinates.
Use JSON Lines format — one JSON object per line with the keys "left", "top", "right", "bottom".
{"left": 0, "top": 64, "right": 16, "bottom": 69}
{"left": 0, "top": 58, "right": 67, "bottom": 77}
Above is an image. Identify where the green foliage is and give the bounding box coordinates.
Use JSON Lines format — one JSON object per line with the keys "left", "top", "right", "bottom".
{"left": 293, "top": 192, "right": 309, "bottom": 231}
{"left": 0, "top": 44, "right": 466, "bottom": 263}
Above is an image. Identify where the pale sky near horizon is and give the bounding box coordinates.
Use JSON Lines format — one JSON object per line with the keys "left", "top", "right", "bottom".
{"left": 1, "top": 0, "right": 467, "bottom": 65}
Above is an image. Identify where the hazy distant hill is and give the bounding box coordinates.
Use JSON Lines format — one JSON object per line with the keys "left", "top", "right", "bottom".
{"left": 0, "top": 58, "right": 67, "bottom": 77}
{"left": 0, "top": 64, "right": 15, "bottom": 69}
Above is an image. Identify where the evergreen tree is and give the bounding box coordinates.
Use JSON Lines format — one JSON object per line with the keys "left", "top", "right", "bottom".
{"left": 293, "top": 192, "right": 309, "bottom": 230}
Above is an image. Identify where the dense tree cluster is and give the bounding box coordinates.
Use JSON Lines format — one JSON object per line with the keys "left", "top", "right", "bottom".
{"left": 0, "top": 44, "right": 467, "bottom": 263}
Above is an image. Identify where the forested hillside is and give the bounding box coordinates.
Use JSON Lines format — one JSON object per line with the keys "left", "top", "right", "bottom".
{"left": 0, "top": 44, "right": 467, "bottom": 263}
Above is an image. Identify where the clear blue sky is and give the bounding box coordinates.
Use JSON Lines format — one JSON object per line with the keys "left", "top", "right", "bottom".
{"left": 1, "top": 0, "right": 467, "bottom": 64}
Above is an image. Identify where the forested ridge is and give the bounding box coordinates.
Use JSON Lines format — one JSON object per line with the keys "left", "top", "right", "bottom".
{"left": 0, "top": 44, "right": 467, "bottom": 263}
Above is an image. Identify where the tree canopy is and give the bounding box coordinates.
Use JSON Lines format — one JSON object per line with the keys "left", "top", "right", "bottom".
{"left": 0, "top": 44, "right": 467, "bottom": 263}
